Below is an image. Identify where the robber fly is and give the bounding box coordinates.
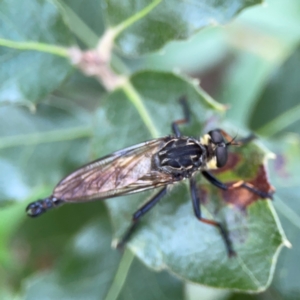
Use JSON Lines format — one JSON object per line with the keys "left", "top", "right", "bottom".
{"left": 26, "top": 98, "right": 271, "bottom": 256}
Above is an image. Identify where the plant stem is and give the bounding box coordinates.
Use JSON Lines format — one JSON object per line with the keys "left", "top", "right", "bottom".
{"left": 104, "top": 249, "right": 135, "bottom": 300}
{"left": 96, "top": 2, "right": 163, "bottom": 291}
{"left": 53, "top": 0, "right": 99, "bottom": 48}
{"left": 113, "top": 0, "right": 162, "bottom": 37}
{"left": 0, "top": 38, "right": 69, "bottom": 57}
{"left": 122, "top": 80, "right": 159, "bottom": 138}
{"left": 0, "top": 126, "right": 92, "bottom": 149}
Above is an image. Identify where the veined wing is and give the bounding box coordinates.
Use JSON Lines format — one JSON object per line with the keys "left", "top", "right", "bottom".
{"left": 53, "top": 137, "right": 173, "bottom": 202}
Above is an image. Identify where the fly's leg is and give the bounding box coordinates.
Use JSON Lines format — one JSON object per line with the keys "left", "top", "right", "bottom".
{"left": 190, "top": 177, "right": 236, "bottom": 257}
{"left": 116, "top": 187, "right": 167, "bottom": 249}
{"left": 228, "top": 180, "right": 274, "bottom": 198}
{"left": 201, "top": 171, "right": 228, "bottom": 190}
{"left": 202, "top": 170, "right": 273, "bottom": 199}
{"left": 172, "top": 96, "right": 190, "bottom": 138}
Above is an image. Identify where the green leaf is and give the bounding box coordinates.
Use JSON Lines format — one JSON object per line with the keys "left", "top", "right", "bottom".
{"left": 90, "top": 71, "right": 286, "bottom": 292}
{"left": 0, "top": 0, "right": 74, "bottom": 104}
{"left": 217, "top": 52, "right": 274, "bottom": 129}
{"left": 185, "top": 283, "right": 230, "bottom": 300}
{"left": 104, "top": 0, "right": 262, "bottom": 56}
{"left": 22, "top": 206, "right": 183, "bottom": 300}
{"left": 207, "top": 1, "right": 300, "bottom": 131}
{"left": 61, "top": 0, "right": 105, "bottom": 38}
{"left": 0, "top": 200, "right": 27, "bottom": 281}
{"left": 0, "top": 99, "right": 92, "bottom": 204}
{"left": 0, "top": 288, "right": 18, "bottom": 300}
{"left": 22, "top": 207, "right": 121, "bottom": 300}
{"left": 128, "top": 27, "right": 229, "bottom": 74}
{"left": 117, "top": 257, "right": 184, "bottom": 300}
{"left": 92, "top": 71, "right": 225, "bottom": 156}
{"left": 268, "top": 134, "right": 300, "bottom": 191}
{"left": 251, "top": 45, "right": 300, "bottom": 136}
{"left": 0, "top": 101, "right": 90, "bottom": 280}
{"left": 57, "top": 0, "right": 104, "bottom": 48}
{"left": 262, "top": 135, "right": 300, "bottom": 299}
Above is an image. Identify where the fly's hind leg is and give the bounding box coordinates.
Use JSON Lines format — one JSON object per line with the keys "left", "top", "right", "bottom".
{"left": 189, "top": 177, "right": 236, "bottom": 257}
{"left": 172, "top": 96, "right": 190, "bottom": 138}
{"left": 116, "top": 187, "right": 167, "bottom": 249}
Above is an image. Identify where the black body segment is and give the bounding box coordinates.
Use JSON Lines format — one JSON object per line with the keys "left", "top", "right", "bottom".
{"left": 26, "top": 98, "right": 273, "bottom": 257}
{"left": 208, "top": 130, "right": 224, "bottom": 144}
{"left": 26, "top": 197, "right": 64, "bottom": 217}
{"left": 154, "top": 137, "right": 206, "bottom": 180}
{"left": 207, "top": 129, "right": 228, "bottom": 168}
{"left": 202, "top": 170, "right": 273, "bottom": 199}
{"left": 202, "top": 171, "right": 228, "bottom": 190}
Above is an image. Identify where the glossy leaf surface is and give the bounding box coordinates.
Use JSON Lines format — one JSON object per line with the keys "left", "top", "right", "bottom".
{"left": 0, "top": 0, "right": 74, "bottom": 104}
{"left": 104, "top": 0, "right": 262, "bottom": 55}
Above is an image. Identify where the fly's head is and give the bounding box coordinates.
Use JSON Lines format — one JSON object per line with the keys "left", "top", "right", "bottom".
{"left": 201, "top": 129, "right": 236, "bottom": 170}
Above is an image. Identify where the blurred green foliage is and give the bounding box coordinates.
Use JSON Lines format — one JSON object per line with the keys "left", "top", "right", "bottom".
{"left": 0, "top": 0, "right": 300, "bottom": 299}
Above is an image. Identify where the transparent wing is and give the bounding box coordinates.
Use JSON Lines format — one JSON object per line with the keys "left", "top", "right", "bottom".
{"left": 53, "top": 137, "right": 174, "bottom": 202}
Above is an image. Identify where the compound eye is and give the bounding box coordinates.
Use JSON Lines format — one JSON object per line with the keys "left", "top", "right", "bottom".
{"left": 216, "top": 146, "right": 227, "bottom": 168}
{"left": 208, "top": 130, "right": 224, "bottom": 144}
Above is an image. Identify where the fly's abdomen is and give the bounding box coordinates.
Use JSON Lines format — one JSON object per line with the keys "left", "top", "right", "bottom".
{"left": 26, "top": 197, "right": 64, "bottom": 217}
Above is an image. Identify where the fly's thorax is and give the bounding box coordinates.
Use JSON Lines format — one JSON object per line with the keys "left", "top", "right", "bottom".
{"left": 153, "top": 137, "right": 207, "bottom": 179}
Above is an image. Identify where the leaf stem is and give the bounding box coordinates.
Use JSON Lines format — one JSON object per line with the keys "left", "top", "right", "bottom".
{"left": 113, "top": 0, "right": 162, "bottom": 37}
{"left": 0, "top": 126, "right": 92, "bottom": 149}
{"left": 121, "top": 80, "right": 159, "bottom": 138}
{"left": 53, "top": 0, "right": 99, "bottom": 48}
{"left": 104, "top": 248, "right": 134, "bottom": 300}
{"left": 256, "top": 103, "right": 300, "bottom": 137}
{"left": 0, "top": 38, "right": 69, "bottom": 57}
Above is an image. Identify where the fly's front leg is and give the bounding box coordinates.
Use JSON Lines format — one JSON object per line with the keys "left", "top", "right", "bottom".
{"left": 172, "top": 96, "right": 190, "bottom": 138}
{"left": 189, "top": 177, "right": 236, "bottom": 257}
{"left": 202, "top": 171, "right": 273, "bottom": 199}
{"left": 227, "top": 180, "right": 274, "bottom": 199}
{"left": 116, "top": 187, "right": 167, "bottom": 249}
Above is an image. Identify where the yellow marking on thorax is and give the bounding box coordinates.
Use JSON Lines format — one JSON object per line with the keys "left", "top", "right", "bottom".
{"left": 201, "top": 134, "right": 218, "bottom": 169}
{"left": 200, "top": 134, "right": 211, "bottom": 146}
{"left": 206, "top": 156, "right": 217, "bottom": 170}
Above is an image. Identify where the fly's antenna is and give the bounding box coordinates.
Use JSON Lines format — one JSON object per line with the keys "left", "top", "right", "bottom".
{"left": 217, "top": 129, "right": 240, "bottom": 146}
{"left": 226, "top": 132, "right": 257, "bottom": 146}
{"left": 226, "top": 134, "right": 240, "bottom": 146}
